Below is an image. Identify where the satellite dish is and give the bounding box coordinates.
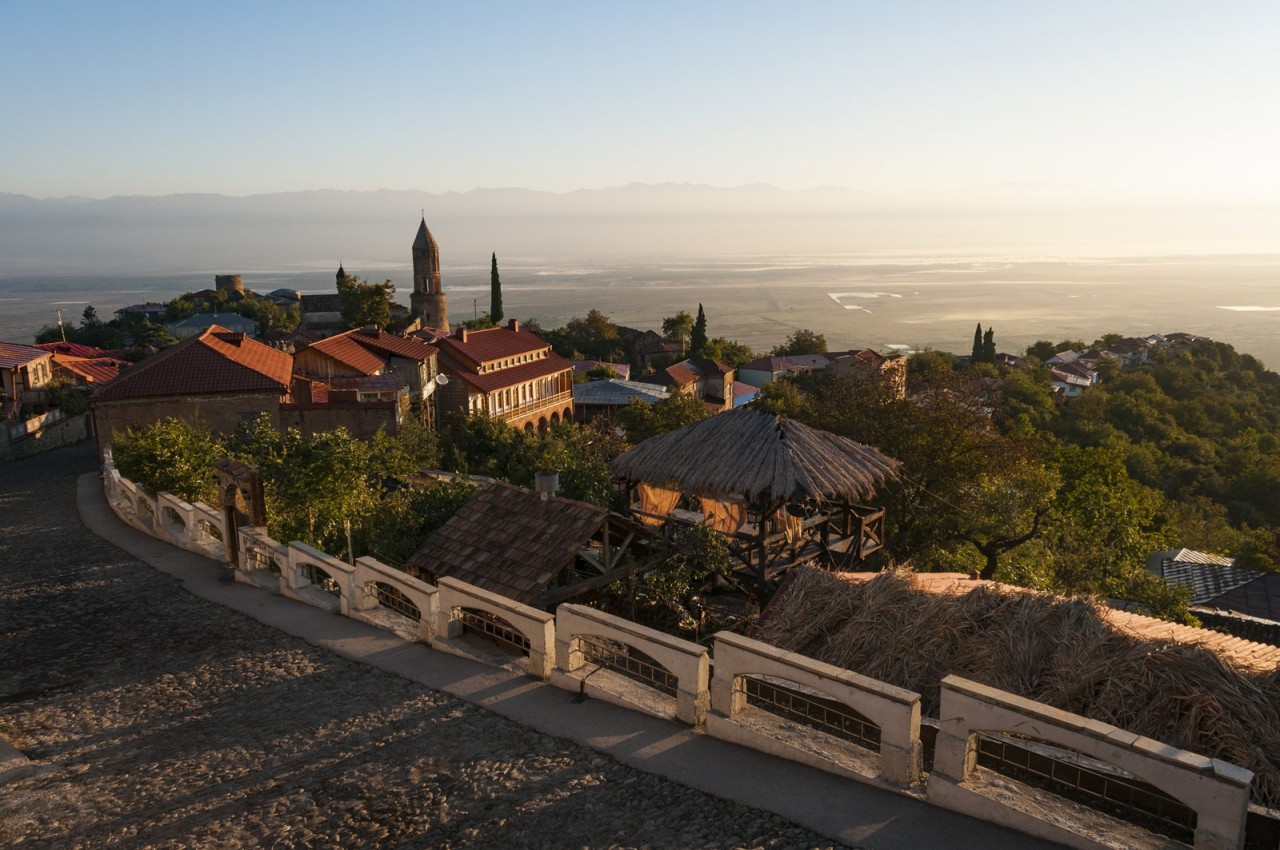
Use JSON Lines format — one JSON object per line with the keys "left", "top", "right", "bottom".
{"left": 435, "top": 373, "right": 449, "bottom": 385}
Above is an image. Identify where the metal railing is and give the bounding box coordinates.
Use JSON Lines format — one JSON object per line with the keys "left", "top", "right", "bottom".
{"left": 243, "top": 545, "right": 282, "bottom": 574}
{"left": 371, "top": 582, "right": 421, "bottom": 622}
{"left": 299, "top": 563, "right": 340, "bottom": 597}
{"left": 492, "top": 390, "right": 573, "bottom": 422}
{"left": 976, "top": 732, "right": 1196, "bottom": 844}
{"left": 578, "top": 635, "right": 678, "bottom": 697}
{"left": 459, "top": 608, "right": 530, "bottom": 656}
{"left": 741, "top": 676, "right": 881, "bottom": 751}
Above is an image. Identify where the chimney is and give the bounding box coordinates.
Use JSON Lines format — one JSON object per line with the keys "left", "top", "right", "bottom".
{"left": 458, "top": 327, "right": 469, "bottom": 343}
{"left": 534, "top": 470, "right": 559, "bottom": 501}
{"left": 508, "top": 319, "right": 520, "bottom": 333}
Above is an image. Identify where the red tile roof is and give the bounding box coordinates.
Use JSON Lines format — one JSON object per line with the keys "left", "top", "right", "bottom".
{"left": 56, "top": 356, "right": 127, "bottom": 384}
{"left": 303, "top": 332, "right": 388, "bottom": 375}
{"left": 435, "top": 323, "right": 550, "bottom": 367}
{"left": 92, "top": 326, "right": 293, "bottom": 401}
{"left": 348, "top": 327, "right": 437, "bottom": 362}
{"left": 437, "top": 348, "right": 573, "bottom": 393}
{"left": 0, "top": 342, "right": 51, "bottom": 370}
{"left": 35, "top": 341, "right": 111, "bottom": 358}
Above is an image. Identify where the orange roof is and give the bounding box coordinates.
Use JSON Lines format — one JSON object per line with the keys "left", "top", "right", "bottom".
{"left": 437, "top": 348, "right": 573, "bottom": 393}
{"left": 435, "top": 322, "right": 549, "bottom": 367}
{"left": 55, "top": 356, "right": 127, "bottom": 384}
{"left": 347, "top": 327, "right": 437, "bottom": 362}
{"left": 304, "top": 331, "right": 388, "bottom": 375}
{"left": 92, "top": 327, "right": 293, "bottom": 402}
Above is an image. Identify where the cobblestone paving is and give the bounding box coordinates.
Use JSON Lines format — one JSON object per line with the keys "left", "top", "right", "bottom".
{"left": 0, "top": 445, "right": 853, "bottom": 850}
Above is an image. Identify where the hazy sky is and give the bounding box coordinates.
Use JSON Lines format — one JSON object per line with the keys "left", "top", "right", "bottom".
{"left": 5, "top": 1, "right": 1278, "bottom": 203}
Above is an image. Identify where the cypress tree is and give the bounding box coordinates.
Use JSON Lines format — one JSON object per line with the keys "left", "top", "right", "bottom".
{"left": 690, "top": 303, "right": 708, "bottom": 357}
{"left": 972, "top": 323, "right": 984, "bottom": 362}
{"left": 490, "top": 252, "right": 504, "bottom": 325}
{"left": 983, "top": 327, "right": 996, "bottom": 362}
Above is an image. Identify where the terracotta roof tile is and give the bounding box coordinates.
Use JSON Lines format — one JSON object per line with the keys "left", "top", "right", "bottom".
{"left": 304, "top": 332, "right": 388, "bottom": 375}
{"left": 438, "top": 349, "right": 573, "bottom": 393}
{"left": 92, "top": 326, "right": 292, "bottom": 402}
{"left": 436, "top": 324, "right": 550, "bottom": 367}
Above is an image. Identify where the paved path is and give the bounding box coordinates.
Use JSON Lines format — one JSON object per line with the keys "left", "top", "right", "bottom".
{"left": 0, "top": 444, "right": 1061, "bottom": 849}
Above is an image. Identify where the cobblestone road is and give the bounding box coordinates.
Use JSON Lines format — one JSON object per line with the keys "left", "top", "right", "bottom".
{"left": 0, "top": 445, "right": 852, "bottom": 850}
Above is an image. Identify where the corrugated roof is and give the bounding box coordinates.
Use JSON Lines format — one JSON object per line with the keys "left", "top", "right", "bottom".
{"left": 404, "top": 480, "right": 607, "bottom": 605}
{"left": 574, "top": 378, "right": 670, "bottom": 406}
{"left": 92, "top": 326, "right": 293, "bottom": 401}
{"left": 0, "top": 342, "right": 51, "bottom": 370}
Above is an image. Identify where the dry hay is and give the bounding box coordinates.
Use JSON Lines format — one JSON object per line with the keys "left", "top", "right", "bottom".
{"left": 753, "top": 566, "right": 1280, "bottom": 808}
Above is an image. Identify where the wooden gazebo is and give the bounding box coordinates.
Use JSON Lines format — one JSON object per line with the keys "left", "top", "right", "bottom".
{"left": 609, "top": 408, "right": 900, "bottom": 596}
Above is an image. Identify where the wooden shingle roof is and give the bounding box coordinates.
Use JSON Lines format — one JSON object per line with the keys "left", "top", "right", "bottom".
{"left": 404, "top": 481, "right": 607, "bottom": 605}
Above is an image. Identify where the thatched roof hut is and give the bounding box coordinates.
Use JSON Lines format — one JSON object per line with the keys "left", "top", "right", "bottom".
{"left": 609, "top": 407, "right": 900, "bottom": 503}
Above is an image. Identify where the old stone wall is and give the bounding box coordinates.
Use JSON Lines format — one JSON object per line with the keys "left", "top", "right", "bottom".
{"left": 91, "top": 393, "right": 283, "bottom": 456}
{"left": 279, "top": 402, "right": 398, "bottom": 439}
{"left": 0, "top": 413, "right": 89, "bottom": 463}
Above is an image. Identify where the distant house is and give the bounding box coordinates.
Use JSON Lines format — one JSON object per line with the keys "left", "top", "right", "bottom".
{"left": 114, "top": 303, "right": 168, "bottom": 323}
{"left": 422, "top": 319, "right": 575, "bottom": 431}
{"left": 168, "top": 312, "right": 257, "bottom": 340}
{"left": 573, "top": 378, "right": 670, "bottom": 424}
{"left": 994, "top": 352, "right": 1027, "bottom": 369}
{"left": 825, "top": 349, "right": 908, "bottom": 399}
{"left": 732, "top": 380, "right": 760, "bottom": 408}
{"left": 34, "top": 341, "right": 128, "bottom": 386}
{"left": 0, "top": 342, "right": 55, "bottom": 420}
{"left": 635, "top": 357, "right": 734, "bottom": 411}
{"left": 1049, "top": 366, "right": 1093, "bottom": 398}
{"left": 737, "top": 355, "right": 813, "bottom": 388}
{"left": 299, "top": 294, "right": 344, "bottom": 335}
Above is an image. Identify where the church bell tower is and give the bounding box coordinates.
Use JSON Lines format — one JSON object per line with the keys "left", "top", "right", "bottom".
{"left": 410, "top": 217, "right": 449, "bottom": 331}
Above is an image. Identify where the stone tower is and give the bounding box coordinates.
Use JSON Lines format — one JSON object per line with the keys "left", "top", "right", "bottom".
{"left": 335, "top": 263, "right": 346, "bottom": 284}
{"left": 215, "top": 274, "right": 244, "bottom": 296}
{"left": 410, "top": 217, "right": 448, "bottom": 331}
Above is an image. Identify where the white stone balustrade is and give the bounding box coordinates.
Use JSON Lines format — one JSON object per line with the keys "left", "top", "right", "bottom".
{"left": 155, "top": 492, "right": 195, "bottom": 546}
{"left": 434, "top": 577, "right": 554, "bottom": 679}
{"left": 707, "top": 631, "right": 923, "bottom": 787}
{"left": 284, "top": 542, "right": 354, "bottom": 615}
{"left": 352, "top": 556, "right": 438, "bottom": 643}
{"left": 930, "top": 675, "right": 1253, "bottom": 850}
{"left": 552, "top": 603, "right": 709, "bottom": 726}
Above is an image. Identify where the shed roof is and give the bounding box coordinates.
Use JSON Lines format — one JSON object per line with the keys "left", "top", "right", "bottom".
{"left": 610, "top": 407, "right": 900, "bottom": 503}
{"left": 404, "top": 480, "right": 607, "bottom": 605}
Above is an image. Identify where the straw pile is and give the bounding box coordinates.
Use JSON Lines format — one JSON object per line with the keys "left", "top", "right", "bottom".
{"left": 754, "top": 566, "right": 1280, "bottom": 808}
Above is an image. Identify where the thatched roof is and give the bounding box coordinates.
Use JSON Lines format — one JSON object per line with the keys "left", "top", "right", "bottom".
{"left": 755, "top": 567, "right": 1280, "bottom": 808}
{"left": 403, "top": 480, "right": 606, "bottom": 606}
{"left": 609, "top": 407, "right": 899, "bottom": 503}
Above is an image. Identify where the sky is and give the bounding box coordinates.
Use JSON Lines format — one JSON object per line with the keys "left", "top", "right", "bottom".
{"left": 5, "top": 0, "right": 1279, "bottom": 204}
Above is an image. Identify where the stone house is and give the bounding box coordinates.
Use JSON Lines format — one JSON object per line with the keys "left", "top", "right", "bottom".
{"left": 293, "top": 326, "right": 439, "bottom": 425}
{"left": 635, "top": 357, "right": 735, "bottom": 411}
{"left": 90, "top": 326, "right": 294, "bottom": 455}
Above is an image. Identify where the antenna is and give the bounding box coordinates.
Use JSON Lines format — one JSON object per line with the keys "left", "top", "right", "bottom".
{"left": 56, "top": 308, "right": 67, "bottom": 342}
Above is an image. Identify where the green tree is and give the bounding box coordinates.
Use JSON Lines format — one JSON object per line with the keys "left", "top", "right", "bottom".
{"left": 617, "top": 392, "right": 710, "bottom": 444}
{"left": 360, "top": 478, "right": 476, "bottom": 567}
{"left": 972, "top": 323, "right": 984, "bottom": 362}
{"left": 112, "top": 418, "right": 224, "bottom": 504}
{"left": 337, "top": 275, "right": 395, "bottom": 330}
{"left": 1026, "top": 340, "right": 1057, "bottom": 362}
{"left": 490, "top": 252, "right": 504, "bottom": 325}
{"left": 702, "top": 337, "right": 755, "bottom": 368}
{"left": 662, "top": 310, "right": 695, "bottom": 349}
{"left": 953, "top": 459, "right": 1061, "bottom": 579}
{"left": 773, "top": 328, "right": 827, "bottom": 356}
{"left": 689, "top": 304, "right": 708, "bottom": 357}
{"left": 982, "top": 327, "right": 996, "bottom": 362}
{"left": 561, "top": 309, "right": 623, "bottom": 361}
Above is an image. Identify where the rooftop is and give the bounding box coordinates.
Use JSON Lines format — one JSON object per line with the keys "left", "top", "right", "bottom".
{"left": 92, "top": 326, "right": 293, "bottom": 402}
{"left": 0, "top": 342, "right": 53, "bottom": 370}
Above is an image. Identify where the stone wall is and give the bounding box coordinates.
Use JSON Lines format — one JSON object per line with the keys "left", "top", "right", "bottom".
{"left": 91, "top": 393, "right": 283, "bottom": 456}
{"left": 1, "top": 412, "right": 89, "bottom": 463}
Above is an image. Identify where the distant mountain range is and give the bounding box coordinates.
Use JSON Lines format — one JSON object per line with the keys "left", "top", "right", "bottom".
{"left": 1, "top": 184, "right": 1275, "bottom": 274}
